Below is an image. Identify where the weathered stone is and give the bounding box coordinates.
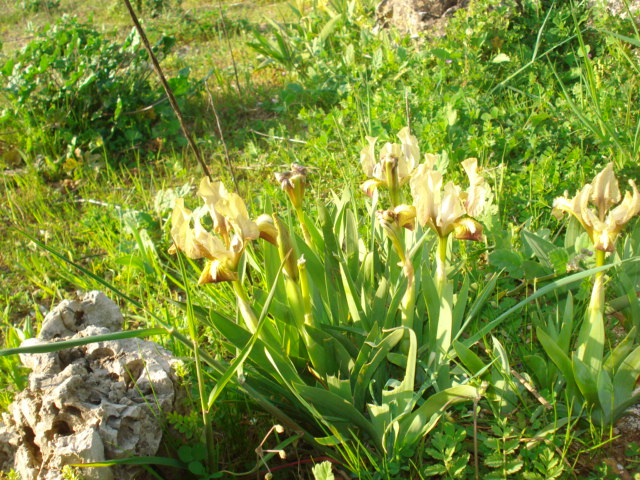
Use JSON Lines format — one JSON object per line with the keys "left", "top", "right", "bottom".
{"left": 376, "top": 0, "right": 469, "bottom": 37}
{"left": 0, "top": 291, "right": 180, "bottom": 480}
{"left": 375, "top": 0, "right": 521, "bottom": 37}
{"left": 590, "top": 0, "right": 640, "bottom": 17}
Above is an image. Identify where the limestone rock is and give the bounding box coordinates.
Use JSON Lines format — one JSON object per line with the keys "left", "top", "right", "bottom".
{"left": 0, "top": 291, "right": 180, "bottom": 480}
{"left": 590, "top": 0, "right": 640, "bottom": 17}
{"left": 376, "top": 0, "right": 469, "bottom": 37}
{"left": 375, "top": 0, "right": 522, "bottom": 37}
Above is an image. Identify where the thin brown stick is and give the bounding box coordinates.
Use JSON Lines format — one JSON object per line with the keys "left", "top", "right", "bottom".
{"left": 205, "top": 80, "right": 239, "bottom": 193}
{"left": 510, "top": 368, "right": 552, "bottom": 410}
{"left": 122, "top": 0, "right": 212, "bottom": 180}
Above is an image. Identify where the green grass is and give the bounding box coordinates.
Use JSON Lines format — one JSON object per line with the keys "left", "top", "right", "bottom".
{"left": 2, "top": 0, "right": 640, "bottom": 477}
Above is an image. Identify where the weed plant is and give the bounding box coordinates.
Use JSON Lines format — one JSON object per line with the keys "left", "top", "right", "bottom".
{"left": 2, "top": 0, "right": 640, "bottom": 478}
{"left": 0, "top": 16, "right": 196, "bottom": 169}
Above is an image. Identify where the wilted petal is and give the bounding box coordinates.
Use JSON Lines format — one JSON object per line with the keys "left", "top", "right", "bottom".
{"left": 380, "top": 142, "right": 402, "bottom": 165}
{"left": 591, "top": 163, "right": 620, "bottom": 218}
{"left": 169, "top": 199, "right": 229, "bottom": 260}
{"left": 169, "top": 198, "right": 191, "bottom": 254}
{"left": 594, "top": 229, "right": 617, "bottom": 252}
{"left": 276, "top": 164, "right": 307, "bottom": 208}
{"left": 592, "top": 179, "right": 640, "bottom": 251}
{"left": 361, "top": 179, "right": 382, "bottom": 197}
{"left": 394, "top": 204, "right": 417, "bottom": 230}
{"left": 454, "top": 217, "right": 484, "bottom": 241}
{"left": 552, "top": 185, "right": 594, "bottom": 233}
{"left": 378, "top": 205, "right": 416, "bottom": 231}
{"left": 423, "top": 153, "right": 438, "bottom": 171}
{"left": 607, "top": 180, "right": 640, "bottom": 231}
{"left": 553, "top": 167, "right": 640, "bottom": 252}
{"left": 256, "top": 214, "right": 279, "bottom": 245}
{"left": 198, "top": 259, "right": 239, "bottom": 284}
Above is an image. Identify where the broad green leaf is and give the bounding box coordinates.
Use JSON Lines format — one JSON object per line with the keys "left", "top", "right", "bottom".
{"left": 575, "top": 304, "right": 604, "bottom": 374}
{"left": 398, "top": 385, "right": 478, "bottom": 448}
{"left": 314, "top": 435, "right": 344, "bottom": 446}
{"left": 419, "top": 262, "right": 440, "bottom": 339}
{"left": 452, "top": 275, "right": 470, "bottom": 336}
{"left": 312, "top": 460, "right": 335, "bottom": 480}
{"left": 612, "top": 344, "right": 640, "bottom": 407}
{"left": 491, "top": 336, "right": 511, "bottom": 374}
{"left": 352, "top": 327, "right": 404, "bottom": 410}
{"left": 453, "top": 341, "right": 486, "bottom": 375}
{"left": 339, "top": 261, "right": 364, "bottom": 325}
{"left": 604, "top": 326, "right": 636, "bottom": 375}
{"left": 536, "top": 328, "right": 577, "bottom": 396}
{"left": 522, "top": 230, "right": 555, "bottom": 268}
{"left": 557, "top": 292, "right": 574, "bottom": 355}
{"left": 340, "top": 209, "right": 360, "bottom": 278}
{"left": 454, "top": 273, "right": 498, "bottom": 342}
{"left": 303, "top": 323, "right": 351, "bottom": 377}
{"left": 295, "top": 384, "right": 380, "bottom": 443}
{"left": 208, "top": 256, "right": 287, "bottom": 409}
{"left": 371, "top": 277, "right": 390, "bottom": 324}
{"left": 466, "top": 260, "right": 640, "bottom": 346}
{"left": 571, "top": 354, "right": 599, "bottom": 405}
{"left": 326, "top": 376, "right": 352, "bottom": 402}
{"left": 385, "top": 276, "right": 408, "bottom": 330}
{"left": 549, "top": 248, "right": 569, "bottom": 274}
{"left": 597, "top": 369, "right": 614, "bottom": 425}
{"left": 489, "top": 249, "right": 523, "bottom": 277}
{"left": 523, "top": 354, "right": 549, "bottom": 388}
{"left": 617, "top": 271, "right": 640, "bottom": 332}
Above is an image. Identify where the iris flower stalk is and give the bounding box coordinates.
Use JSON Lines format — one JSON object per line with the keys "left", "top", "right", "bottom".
{"left": 410, "top": 157, "right": 488, "bottom": 294}
{"left": 169, "top": 179, "right": 277, "bottom": 335}
{"left": 410, "top": 157, "right": 489, "bottom": 373}
{"left": 553, "top": 163, "right": 640, "bottom": 370}
{"left": 378, "top": 206, "right": 417, "bottom": 339}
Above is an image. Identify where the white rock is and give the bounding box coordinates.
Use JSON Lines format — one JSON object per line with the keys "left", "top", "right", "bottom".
{"left": 0, "top": 291, "right": 179, "bottom": 479}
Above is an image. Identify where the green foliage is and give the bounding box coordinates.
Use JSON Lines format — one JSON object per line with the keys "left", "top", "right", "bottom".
{"left": 3, "top": 0, "right": 640, "bottom": 477}
{"left": 482, "top": 419, "right": 524, "bottom": 478}
{"left": 134, "top": 0, "right": 182, "bottom": 18}
{"left": 0, "top": 16, "right": 195, "bottom": 164}
{"left": 312, "top": 461, "right": 335, "bottom": 480}
{"left": 20, "top": 0, "right": 60, "bottom": 13}
{"left": 421, "top": 422, "right": 469, "bottom": 478}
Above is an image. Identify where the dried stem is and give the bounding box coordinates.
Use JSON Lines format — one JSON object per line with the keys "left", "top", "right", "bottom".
{"left": 205, "top": 80, "right": 239, "bottom": 192}
{"left": 122, "top": 0, "right": 212, "bottom": 180}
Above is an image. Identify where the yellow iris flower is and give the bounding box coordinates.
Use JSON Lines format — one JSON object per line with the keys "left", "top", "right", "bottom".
{"left": 552, "top": 163, "right": 640, "bottom": 252}
{"left": 360, "top": 127, "right": 420, "bottom": 197}
{"left": 410, "top": 157, "right": 488, "bottom": 240}
{"left": 169, "top": 180, "right": 275, "bottom": 283}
